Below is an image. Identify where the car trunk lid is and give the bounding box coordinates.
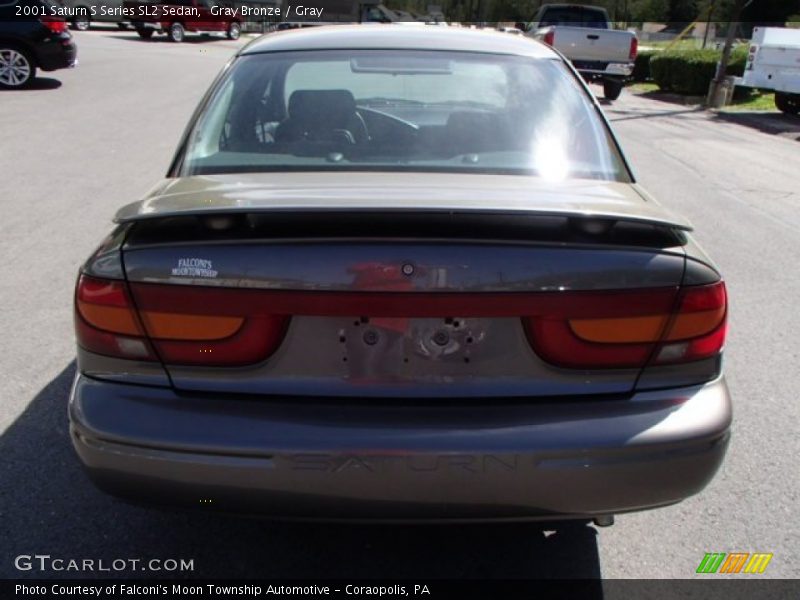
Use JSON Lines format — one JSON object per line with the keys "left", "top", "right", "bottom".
{"left": 115, "top": 175, "right": 693, "bottom": 398}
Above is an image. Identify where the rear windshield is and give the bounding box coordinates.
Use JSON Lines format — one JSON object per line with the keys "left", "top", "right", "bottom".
{"left": 538, "top": 7, "right": 609, "bottom": 28}
{"left": 180, "top": 50, "right": 630, "bottom": 182}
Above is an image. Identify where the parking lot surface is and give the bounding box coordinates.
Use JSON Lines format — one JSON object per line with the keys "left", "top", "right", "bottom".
{"left": 1, "top": 29, "right": 798, "bottom": 579}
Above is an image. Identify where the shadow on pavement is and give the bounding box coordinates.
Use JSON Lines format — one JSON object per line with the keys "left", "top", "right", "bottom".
{"left": 100, "top": 33, "right": 235, "bottom": 44}
{"left": 712, "top": 111, "right": 800, "bottom": 140}
{"left": 73, "top": 25, "right": 127, "bottom": 32}
{"left": 0, "top": 77, "right": 62, "bottom": 91}
{"left": 631, "top": 90, "right": 705, "bottom": 107}
{"left": 0, "top": 363, "right": 602, "bottom": 585}
{"left": 607, "top": 105, "right": 705, "bottom": 122}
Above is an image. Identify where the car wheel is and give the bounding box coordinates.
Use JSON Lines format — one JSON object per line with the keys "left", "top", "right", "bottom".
{"left": 168, "top": 22, "right": 185, "bottom": 43}
{"left": 0, "top": 46, "right": 36, "bottom": 89}
{"left": 72, "top": 15, "right": 91, "bottom": 31}
{"left": 603, "top": 79, "right": 623, "bottom": 101}
{"left": 135, "top": 27, "right": 154, "bottom": 39}
{"left": 227, "top": 22, "right": 241, "bottom": 40}
{"left": 775, "top": 92, "right": 800, "bottom": 116}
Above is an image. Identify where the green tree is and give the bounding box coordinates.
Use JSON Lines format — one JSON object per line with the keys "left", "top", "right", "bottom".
{"left": 668, "top": 0, "right": 698, "bottom": 23}
{"left": 630, "top": 0, "right": 669, "bottom": 22}
{"left": 742, "top": 0, "right": 800, "bottom": 25}
{"left": 487, "top": 0, "right": 538, "bottom": 22}
{"left": 696, "top": 0, "right": 734, "bottom": 20}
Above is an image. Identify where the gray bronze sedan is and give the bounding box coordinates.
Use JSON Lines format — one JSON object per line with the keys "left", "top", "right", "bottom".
{"left": 69, "top": 26, "right": 731, "bottom": 523}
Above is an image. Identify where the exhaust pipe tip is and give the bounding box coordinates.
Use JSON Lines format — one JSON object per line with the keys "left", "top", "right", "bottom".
{"left": 593, "top": 515, "right": 615, "bottom": 527}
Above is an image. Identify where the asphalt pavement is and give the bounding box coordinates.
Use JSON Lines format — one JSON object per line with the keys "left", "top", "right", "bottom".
{"left": 0, "top": 29, "right": 798, "bottom": 580}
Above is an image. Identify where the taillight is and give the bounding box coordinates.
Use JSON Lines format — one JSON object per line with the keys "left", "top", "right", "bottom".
{"left": 629, "top": 37, "right": 638, "bottom": 61}
{"left": 40, "top": 17, "right": 68, "bottom": 34}
{"left": 129, "top": 283, "right": 288, "bottom": 367}
{"left": 747, "top": 45, "right": 758, "bottom": 70}
{"left": 76, "top": 276, "right": 288, "bottom": 366}
{"left": 543, "top": 30, "right": 555, "bottom": 46}
{"left": 524, "top": 287, "right": 676, "bottom": 369}
{"left": 653, "top": 282, "right": 727, "bottom": 364}
{"left": 523, "top": 282, "right": 727, "bottom": 369}
{"left": 77, "top": 274, "right": 726, "bottom": 370}
{"left": 75, "top": 275, "right": 157, "bottom": 361}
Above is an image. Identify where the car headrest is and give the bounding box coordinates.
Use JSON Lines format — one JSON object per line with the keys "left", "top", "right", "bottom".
{"left": 287, "top": 90, "right": 358, "bottom": 125}
{"left": 446, "top": 111, "right": 506, "bottom": 134}
{"left": 445, "top": 111, "right": 512, "bottom": 151}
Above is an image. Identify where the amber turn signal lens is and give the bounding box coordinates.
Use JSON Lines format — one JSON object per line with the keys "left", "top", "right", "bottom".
{"left": 569, "top": 315, "right": 669, "bottom": 343}
{"left": 139, "top": 312, "right": 244, "bottom": 341}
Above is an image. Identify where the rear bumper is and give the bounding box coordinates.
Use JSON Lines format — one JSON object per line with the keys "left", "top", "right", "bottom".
{"left": 36, "top": 38, "right": 77, "bottom": 71}
{"left": 574, "top": 61, "right": 633, "bottom": 78}
{"left": 68, "top": 374, "right": 731, "bottom": 521}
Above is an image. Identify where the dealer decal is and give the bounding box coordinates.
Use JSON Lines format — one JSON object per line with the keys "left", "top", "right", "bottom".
{"left": 171, "top": 258, "right": 218, "bottom": 279}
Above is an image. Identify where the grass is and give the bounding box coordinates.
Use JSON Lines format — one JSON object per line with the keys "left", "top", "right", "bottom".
{"left": 627, "top": 81, "right": 705, "bottom": 105}
{"left": 641, "top": 39, "right": 748, "bottom": 52}
{"left": 723, "top": 91, "right": 777, "bottom": 112}
{"left": 628, "top": 82, "right": 659, "bottom": 93}
{"left": 629, "top": 81, "right": 778, "bottom": 112}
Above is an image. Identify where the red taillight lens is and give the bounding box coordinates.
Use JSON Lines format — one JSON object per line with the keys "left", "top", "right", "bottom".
{"left": 75, "top": 275, "right": 156, "bottom": 361}
{"left": 40, "top": 17, "right": 68, "bottom": 34}
{"left": 76, "top": 276, "right": 288, "bottom": 366}
{"left": 527, "top": 319, "right": 656, "bottom": 368}
{"left": 653, "top": 282, "right": 727, "bottom": 364}
{"left": 543, "top": 30, "right": 555, "bottom": 46}
{"left": 629, "top": 37, "right": 638, "bottom": 61}
{"left": 523, "top": 282, "right": 727, "bottom": 369}
{"left": 129, "top": 283, "right": 289, "bottom": 366}
{"left": 523, "top": 287, "right": 677, "bottom": 369}
{"left": 77, "top": 274, "right": 726, "bottom": 370}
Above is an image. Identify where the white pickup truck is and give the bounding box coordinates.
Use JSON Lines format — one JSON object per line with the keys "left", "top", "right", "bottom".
{"left": 526, "top": 3, "right": 638, "bottom": 101}
{"left": 738, "top": 27, "right": 800, "bottom": 115}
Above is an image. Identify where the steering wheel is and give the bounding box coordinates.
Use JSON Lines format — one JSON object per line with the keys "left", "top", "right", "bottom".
{"left": 356, "top": 106, "right": 421, "bottom": 139}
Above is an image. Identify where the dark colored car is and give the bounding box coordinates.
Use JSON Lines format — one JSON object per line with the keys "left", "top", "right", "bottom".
{"left": 124, "top": 0, "right": 240, "bottom": 42}
{"left": 0, "top": 0, "right": 77, "bottom": 88}
{"left": 70, "top": 26, "right": 731, "bottom": 524}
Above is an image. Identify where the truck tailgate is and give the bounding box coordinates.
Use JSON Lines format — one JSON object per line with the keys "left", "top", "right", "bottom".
{"left": 547, "top": 27, "right": 635, "bottom": 63}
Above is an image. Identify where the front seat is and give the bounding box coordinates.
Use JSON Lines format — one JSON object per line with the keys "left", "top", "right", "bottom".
{"left": 275, "top": 89, "right": 368, "bottom": 144}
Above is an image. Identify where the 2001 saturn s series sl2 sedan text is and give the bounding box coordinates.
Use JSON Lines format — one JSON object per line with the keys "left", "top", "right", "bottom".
{"left": 69, "top": 25, "right": 731, "bottom": 523}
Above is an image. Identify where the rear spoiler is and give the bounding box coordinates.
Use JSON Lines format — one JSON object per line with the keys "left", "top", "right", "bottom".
{"left": 116, "top": 205, "right": 692, "bottom": 233}
{"left": 113, "top": 177, "right": 693, "bottom": 232}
